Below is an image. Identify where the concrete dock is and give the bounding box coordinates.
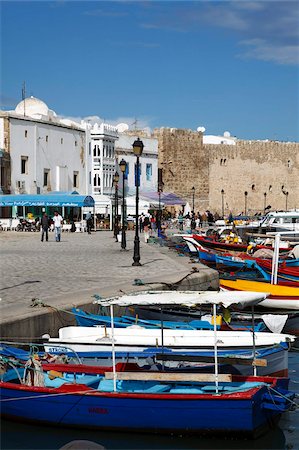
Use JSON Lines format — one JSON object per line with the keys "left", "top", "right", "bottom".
{"left": 0, "top": 230, "right": 218, "bottom": 339}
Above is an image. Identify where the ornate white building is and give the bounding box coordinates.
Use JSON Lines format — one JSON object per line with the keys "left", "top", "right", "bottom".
{"left": 0, "top": 96, "right": 92, "bottom": 196}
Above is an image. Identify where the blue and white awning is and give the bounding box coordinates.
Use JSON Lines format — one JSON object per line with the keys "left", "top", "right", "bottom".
{"left": 0, "top": 193, "right": 95, "bottom": 207}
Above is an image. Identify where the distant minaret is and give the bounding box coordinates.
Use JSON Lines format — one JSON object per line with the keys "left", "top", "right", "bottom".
{"left": 21, "top": 81, "right": 26, "bottom": 116}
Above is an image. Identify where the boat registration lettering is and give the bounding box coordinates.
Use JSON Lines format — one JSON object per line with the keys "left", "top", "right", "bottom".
{"left": 46, "top": 347, "right": 70, "bottom": 353}
{"left": 89, "top": 407, "right": 108, "bottom": 414}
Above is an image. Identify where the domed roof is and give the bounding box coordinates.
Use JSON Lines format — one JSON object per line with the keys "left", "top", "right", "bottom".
{"left": 15, "top": 96, "right": 50, "bottom": 117}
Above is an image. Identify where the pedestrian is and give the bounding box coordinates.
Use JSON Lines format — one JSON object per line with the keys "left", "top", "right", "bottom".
{"left": 41, "top": 213, "right": 50, "bottom": 242}
{"left": 86, "top": 211, "right": 92, "bottom": 234}
{"left": 191, "top": 214, "right": 196, "bottom": 231}
{"left": 143, "top": 215, "right": 150, "bottom": 243}
{"left": 178, "top": 211, "right": 184, "bottom": 231}
{"left": 139, "top": 213, "right": 145, "bottom": 233}
{"left": 53, "top": 211, "right": 63, "bottom": 242}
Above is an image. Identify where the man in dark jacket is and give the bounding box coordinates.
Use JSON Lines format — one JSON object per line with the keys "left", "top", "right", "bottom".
{"left": 41, "top": 213, "right": 50, "bottom": 242}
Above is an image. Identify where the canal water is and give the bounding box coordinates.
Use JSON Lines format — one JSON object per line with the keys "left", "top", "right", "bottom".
{"left": 1, "top": 351, "right": 298, "bottom": 450}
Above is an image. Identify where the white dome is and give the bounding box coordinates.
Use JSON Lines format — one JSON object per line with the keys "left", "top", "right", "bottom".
{"left": 15, "top": 96, "right": 50, "bottom": 117}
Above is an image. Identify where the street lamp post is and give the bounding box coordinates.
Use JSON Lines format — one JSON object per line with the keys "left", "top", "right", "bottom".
{"left": 244, "top": 191, "right": 248, "bottom": 216}
{"left": 113, "top": 172, "right": 119, "bottom": 242}
{"left": 132, "top": 138, "right": 144, "bottom": 266}
{"left": 264, "top": 192, "right": 267, "bottom": 214}
{"left": 119, "top": 159, "right": 127, "bottom": 250}
{"left": 191, "top": 186, "right": 195, "bottom": 213}
{"left": 221, "top": 189, "right": 225, "bottom": 218}
{"left": 157, "top": 181, "right": 163, "bottom": 236}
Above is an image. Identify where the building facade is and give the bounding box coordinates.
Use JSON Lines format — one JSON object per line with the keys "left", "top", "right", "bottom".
{"left": 115, "top": 130, "right": 158, "bottom": 197}
{"left": 0, "top": 97, "right": 92, "bottom": 197}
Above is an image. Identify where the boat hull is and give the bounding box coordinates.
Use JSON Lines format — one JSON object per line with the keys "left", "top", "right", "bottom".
{"left": 220, "top": 279, "right": 299, "bottom": 310}
{"left": 0, "top": 376, "right": 291, "bottom": 438}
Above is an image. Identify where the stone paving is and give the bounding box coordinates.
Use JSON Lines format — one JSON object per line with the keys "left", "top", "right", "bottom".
{"left": 0, "top": 229, "right": 218, "bottom": 325}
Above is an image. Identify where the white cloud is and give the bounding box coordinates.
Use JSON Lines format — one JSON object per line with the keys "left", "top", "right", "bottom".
{"left": 239, "top": 39, "right": 299, "bottom": 65}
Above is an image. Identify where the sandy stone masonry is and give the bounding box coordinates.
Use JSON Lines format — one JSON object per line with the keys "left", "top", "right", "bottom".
{"left": 153, "top": 127, "right": 299, "bottom": 214}
{"left": 208, "top": 140, "right": 299, "bottom": 214}
{"left": 153, "top": 128, "right": 209, "bottom": 211}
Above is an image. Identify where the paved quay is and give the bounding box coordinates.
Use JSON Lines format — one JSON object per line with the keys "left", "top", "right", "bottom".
{"left": 0, "top": 230, "right": 218, "bottom": 339}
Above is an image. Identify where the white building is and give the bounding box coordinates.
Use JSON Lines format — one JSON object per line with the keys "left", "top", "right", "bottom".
{"left": 0, "top": 96, "right": 92, "bottom": 196}
{"left": 203, "top": 131, "right": 236, "bottom": 145}
{"left": 115, "top": 131, "right": 158, "bottom": 195}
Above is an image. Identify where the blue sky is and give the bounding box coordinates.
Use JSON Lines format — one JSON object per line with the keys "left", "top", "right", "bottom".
{"left": 1, "top": 1, "right": 299, "bottom": 141}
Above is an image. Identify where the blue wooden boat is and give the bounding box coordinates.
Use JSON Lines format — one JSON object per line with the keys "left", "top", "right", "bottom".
{"left": 71, "top": 307, "right": 273, "bottom": 334}
{"left": 0, "top": 342, "right": 290, "bottom": 377}
{"left": 0, "top": 362, "right": 296, "bottom": 438}
{"left": 71, "top": 307, "right": 220, "bottom": 330}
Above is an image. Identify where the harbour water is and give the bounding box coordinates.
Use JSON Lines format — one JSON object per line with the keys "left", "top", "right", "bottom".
{"left": 1, "top": 350, "right": 298, "bottom": 450}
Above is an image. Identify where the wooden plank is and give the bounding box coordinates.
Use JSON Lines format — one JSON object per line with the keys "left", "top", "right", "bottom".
{"left": 155, "top": 354, "right": 267, "bottom": 367}
{"left": 105, "top": 372, "right": 232, "bottom": 382}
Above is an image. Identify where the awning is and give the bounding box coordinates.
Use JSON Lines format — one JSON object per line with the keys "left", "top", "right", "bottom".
{"left": 94, "top": 290, "right": 269, "bottom": 309}
{"left": 0, "top": 194, "right": 95, "bottom": 207}
{"left": 140, "top": 191, "right": 186, "bottom": 206}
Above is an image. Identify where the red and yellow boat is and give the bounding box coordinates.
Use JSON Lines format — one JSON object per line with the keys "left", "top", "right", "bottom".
{"left": 220, "top": 278, "right": 299, "bottom": 312}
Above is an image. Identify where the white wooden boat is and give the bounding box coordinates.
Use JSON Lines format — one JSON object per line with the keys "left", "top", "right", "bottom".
{"left": 44, "top": 292, "right": 295, "bottom": 366}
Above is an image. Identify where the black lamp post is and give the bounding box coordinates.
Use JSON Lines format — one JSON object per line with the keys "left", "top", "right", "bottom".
{"left": 282, "top": 189, "right": 289, "bottom": 212}
{"left": 157, "top": 181, "right": 163, "bottom": 236}
{"left": 264, "top": 192, "right": 267, "bottom": 214}
{"left": 132, "top": 138, "right": 144, "bottom": 266}
{"left": 113, "top": 172, "right": 119, "bottom": 242}
{"left": 191, "top": 186, "right": 195, "bottom": 213}
{"left": 244, "top": 191, "right": 248, "bottom": 216}
{"left": 221, "top": 189, "right": 225, "bottom": 218}
{"left": 119, "top": 159, "right": 127, "bottom": 250}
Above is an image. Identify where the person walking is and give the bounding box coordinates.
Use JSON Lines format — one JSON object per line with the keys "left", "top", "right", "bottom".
{"left": 86, "top": 211, "right": 92, "bottom": 234}
{"left": 53, "top": 211, "right": 63, "bottom": 242}
{"left": 178, "top": 212, "right": 184, "bottom": 231}
{"left": 41, "top": 213, "right": 50, "bottom": 242}
{"left": 143, "top": 215, "right": 150, "bottom": 243}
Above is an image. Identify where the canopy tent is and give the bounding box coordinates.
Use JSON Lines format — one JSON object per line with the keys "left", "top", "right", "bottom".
{"left": 126, "top": 195, "right": 162, "bottom": 215}
{"left": 0, "top": 194, "right": 95, "bottom": 208}
{"left": 140, "top": 191, "right": 186, "bottom": 206}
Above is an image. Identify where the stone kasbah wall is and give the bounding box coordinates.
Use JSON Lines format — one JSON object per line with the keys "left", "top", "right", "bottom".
{"left": 153, "top": 128, "right": 299, "bottom": 215}
{"left": 153, "top": 128, "right": 208, "bottom": 212}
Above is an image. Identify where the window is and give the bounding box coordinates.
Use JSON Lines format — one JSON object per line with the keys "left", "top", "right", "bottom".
{"left": 61, "top": 138, "right": 63, "bottom": 144}
{"left": 25, "top": 130, "right": 28, "bottom": 138}
{"left": 21, "top": 156, "right": 28, "bottom": 174}
{"left": 73, "top": 171, "right": 79, "bottom": 188}
{"left": 75, "top": 141, "right": 78, "bottom": 147}
{"left": 46, "top": 135, "right": 48, "bottom": 142}
{"left": 146, "top": 163, "right": 152, "bottom": 181}
{"left": 43, "top": 169, "right": 50, "bottom": 187}
{"left": 89, "top": 171, "right": 91, "bottom": 184}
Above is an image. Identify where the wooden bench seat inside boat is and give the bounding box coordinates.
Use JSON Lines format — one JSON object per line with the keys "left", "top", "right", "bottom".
{"left": 104, "top": 372, "right": 232, "bottom": 382}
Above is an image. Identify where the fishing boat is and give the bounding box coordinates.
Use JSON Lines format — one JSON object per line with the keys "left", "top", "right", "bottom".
{"left": 216, "top": 255, "right": 299, "bottom": 283}
{"left": 220, "top": 278, "right": 299, "bottom": 311}
{"left": 0, "top": 341, "right": 291, "bottom": 378}
{"left": 71, "top": 306, "right": 271, "bottom": 333}
{"left": 43, "top": 291, "right": 295, "bottom": 376}
{"left": 255, "top": 258, "right": 299, "bottom": 282}
{"left": 192, "top": 234, "right": 291, "bottom": 253}
{"left": 1, "top": 360, "right": 296, "bottom": 437}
